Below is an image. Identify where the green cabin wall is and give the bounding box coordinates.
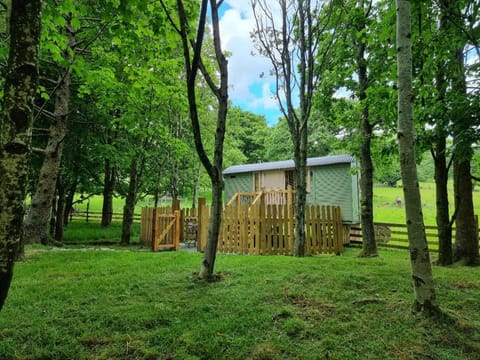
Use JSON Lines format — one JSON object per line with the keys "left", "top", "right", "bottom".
{"left": 223, "top": 163, "right": 360, "bottom": 224}
{"left": 224, "top": 172, "right": 252, "bottom": 203}
{"left": 306, "top": 163, "right": 359, "bottom": 223}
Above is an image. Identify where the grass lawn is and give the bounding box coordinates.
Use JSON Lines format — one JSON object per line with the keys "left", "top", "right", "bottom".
{"left": 62, "top": 221, "right": 141, "bottom": 244}
{"left": 1, "top": 246, "right": 479, "bottom": 359}
{"left": 373, "top": 182, "right": 480, "bottom": 224}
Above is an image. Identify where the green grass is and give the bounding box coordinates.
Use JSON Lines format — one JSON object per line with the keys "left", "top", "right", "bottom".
{"left": 63, "top": 221, "right": 141, "bottom": 245}
{"left": 1, "top": 247, "right": 480, "bottom": 359}
{"left": 373, "top": 182, "right": 480, "bottom": 224}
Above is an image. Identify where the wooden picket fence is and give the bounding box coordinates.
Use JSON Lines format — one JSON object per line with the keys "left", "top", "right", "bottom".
{"left": 212, "top": 203, "right": 343, "bottom": 255}
{"left": 140, "top": 198, "right": 344, "bottom": 255}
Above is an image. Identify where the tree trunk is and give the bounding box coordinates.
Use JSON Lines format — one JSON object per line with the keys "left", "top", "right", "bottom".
{"left": 396, "top": 0, "right": 438, "bottom": 313}
{"left": 199, "top": 6, "right": 228, "bottom": 275}
{"left": 120, "top": 157, "right": 138, "bottom": 245}
{"left": 453, "top": 159, "right": 479, "bottom": 264}
{"left": 446, "top": 0, "right": 479, "bottom": 265}
{"left": 432, "top": 10, "right": 452, "bottom": 265}
{"left": 49, "top": 190, "right": 57, "bottom": 237}
{"left": 24, "top": 20, "right": 74, "bottom": 245}
{"left": 63, "top": 175, "right": 78, "bottom": 225}
{"left": 24, "top": 67, "right": 70, "bottom": 244}
{"left": 199, "top": 170, "right": 223, "bottom": 279}
{"left": 168, "top": 0, "right": 228, "bottom": 279}
{"left": 0, "top": 0, "right": 41, "bottom": 312}
{"left": 55, "top": 177, "right": 66, "bottom": 243}
{"left": 101, "top": 158, "right": 116, "bottom": 227}
{"left": 356, "top": 0, "right": 377, "bottom": 257}
{"left": 433, "top": 139, "right": 452, "bottom": 265}
{"left": 293, "top": 126, "right": 307, "bottom": 257}
{"left": 191, "top": 166, "right": 201, "bottom": 209}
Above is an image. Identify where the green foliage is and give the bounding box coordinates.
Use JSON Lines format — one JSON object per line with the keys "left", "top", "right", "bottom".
{"left": 1, "top": 247, "right": 479, "bottom": 359}
{"left": 226, "top": 107, "right": 270, "bottom": 164}
{"left": 264, "top": 118, "right": 294, "bottom": 161}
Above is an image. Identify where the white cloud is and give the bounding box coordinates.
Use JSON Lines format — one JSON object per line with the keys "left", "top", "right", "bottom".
{"left": 219, "top": 1, "right": 280, "bottom": 123}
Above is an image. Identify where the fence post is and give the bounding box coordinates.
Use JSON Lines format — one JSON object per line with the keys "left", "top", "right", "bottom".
{"left": 197, "top": 198, "right": 206, "bottom": 252}
{"left": 86, "top": 200, "right": 90, "bottom": 223}
{"left": 151, "top": 207, "right": 158, "bottom": 252}
{"left": 174, "top": 210, "right": 181, "bottom": 250}
{"left": 335, "top": 207, "right": 343, "bottom": 255}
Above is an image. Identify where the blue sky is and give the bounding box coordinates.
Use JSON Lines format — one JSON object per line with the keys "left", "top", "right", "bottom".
{"left": 219, "top": 1, "right": 283, "bottom": 125}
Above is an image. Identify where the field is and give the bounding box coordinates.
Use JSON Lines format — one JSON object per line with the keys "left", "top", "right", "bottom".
{"left": 71, "top": 182, "right": 480, "bottom": 226}
{"left": 1, "top": 247, "right": 480, "bottom": 359}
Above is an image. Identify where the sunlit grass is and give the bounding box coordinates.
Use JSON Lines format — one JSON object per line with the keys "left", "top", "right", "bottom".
{"left": 2, "top": 247, "right": 479, "bottom": 359}
{"left": 373, "top": 182, "right": 480, "bottom": 224}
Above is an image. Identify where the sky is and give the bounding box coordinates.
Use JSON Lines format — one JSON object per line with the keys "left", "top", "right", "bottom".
{"left": 218, "top": 1, "right": 282, "bottom": 125}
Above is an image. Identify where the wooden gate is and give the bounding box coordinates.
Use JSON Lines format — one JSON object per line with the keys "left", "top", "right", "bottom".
{"left": 142, "top": 208, "right": 180, "bottom": 252}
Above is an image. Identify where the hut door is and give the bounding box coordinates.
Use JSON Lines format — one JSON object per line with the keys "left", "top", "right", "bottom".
{"left": 285, "top": 170, "right": 295, "bottom": 190}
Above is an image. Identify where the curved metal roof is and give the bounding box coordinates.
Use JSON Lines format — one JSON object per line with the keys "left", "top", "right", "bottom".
{"left": 223, "top": 154, "right": 356, "bottom": 175}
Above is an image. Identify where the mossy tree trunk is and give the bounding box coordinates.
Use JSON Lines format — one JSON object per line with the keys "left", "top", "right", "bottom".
{"left": 0, "top": 0, "right": 42, "bottom": 312}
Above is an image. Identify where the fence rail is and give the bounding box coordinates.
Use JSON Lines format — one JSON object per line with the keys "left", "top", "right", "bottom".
{"left": 350, "top": 220, "right": 479, "bottom": 252}
{"left": 70, "top": 210, "right": 141, "bottom": 223}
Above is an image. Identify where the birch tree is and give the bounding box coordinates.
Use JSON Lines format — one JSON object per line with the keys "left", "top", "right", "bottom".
{"left": 0, "top": 0, "right": 42, "bottom": 312}
{"left": 251, "top": 0, "right": 331, "bottom": 256}
{"left": 396, "top": 0, "right": 438, "bottom": 313}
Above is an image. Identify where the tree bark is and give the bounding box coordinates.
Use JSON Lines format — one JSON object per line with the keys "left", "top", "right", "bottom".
{"left": 24, "top": 68, "right": 71, "bottom": 244}
{"left": 293, "top": 126, "right": 307, "bottom": 257}
{"left": 120, "top": 157, "right": 138, "bottom": 245}
{"left": 356, "top": 0, "right": 377, "bottom": 257}
{"left": 101, "top": 157, "right": 116, "bottom": 227}
{"left": 433, "top": 139, "right": 452, "bottom": 265}
{"left": 55, "top": 176, "right": 66, "bottom": 243}
{"left": 396, "top": 0, "right": 438, "bottom": 313}
{"left": 446, "top": 0, "right": 479, "bottom": 265}
{"left": 453, "top": 159, "right": 479, "bottom": 264}
{"left": 24, "top": 18, "right": 74, "bottom": 245}
{"left": 0, "top": 0, "right": 41, "bottom": 312}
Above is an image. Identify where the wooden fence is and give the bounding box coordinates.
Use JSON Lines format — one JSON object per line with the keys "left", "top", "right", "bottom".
{"left": 140, "top": 200, "right": 343, "bottom": 255}
{"left": 349, "top": 219, "right": 479, "bottom": 252}
{"left": 140, "top": 207, "right": 181, "bottom": 251}
{"left": 211, "top": 203, "right": 342, "bottom": 255}
{"left": 70, "top": 210, "right": 141, "bottom": 223}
